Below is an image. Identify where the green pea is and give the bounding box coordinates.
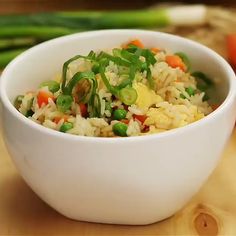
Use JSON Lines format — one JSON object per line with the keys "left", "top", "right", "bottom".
{"left": 56, "top": 94, "right": 73, "bottom": 113}
{"left": 40, "top": 80, "right": 60, "bottom": 93}
{"left": 112, "top": 122, "right": 128, "bottom": 137}
{"left": 185, "top": 87, "right": 195, "bottom": 96}
{"left": 113, "top": 109, "right": 127, "bottom": 120}
{"left": 60, "top": 122, "right": 73, "bottom": 133}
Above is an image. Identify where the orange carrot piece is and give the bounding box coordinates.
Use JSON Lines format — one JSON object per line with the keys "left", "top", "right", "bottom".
{"left": 165, "top": 55, "right": 186, "bottom": 72}
{"left": 120, "top": 119, "right": 129, "bottom": 124}
{"left": 124, "top": 39, "right": 144, "bottom": 49}
{"left": 79, "top": 103, "right": 88, "bottom": 117}
{"left": 53, "top": 115, "right": 69, "bottom": 124}
{"left": 37, "top": 91, "right": 54, "bottom": 108}
{"left": 211, "top": 104, "right": 220, "bottom": 111}
{"left": 133, "top": 114, "right": 147, "bottom": 124}
{"left": 226, "top": 34, "right": 236, "bottom": 68}
{"left": 151, "top": 47, "right": 160, "bottom": 54}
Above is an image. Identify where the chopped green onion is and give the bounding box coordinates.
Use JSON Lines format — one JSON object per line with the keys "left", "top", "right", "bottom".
{"left": 64, "top": 71, "right": 96, "bottom": 95}
{"left": 105, "top": 101, "right": 113, "bottom": 114}
{"left": 119, "top": 87, "right": 137, "bottom": 105}
{"left": 99, "top": 59, "right": 119, "bottom": 95}
{"left": 88, "top": 93, "right": 101, "bottom": 117}
{"left": 14, "top": 95, "right": 24, "bottom": 109}
{"left": 87, "top": 50, "right": 97, "bottom": 60}
{"left": 40, "top": 80, "right": 60, "bottom": 93}
{"left": 97, "top": 51, "right": 131, "bottom": 67}
{"left": 185, "top": 87, "right": 195, "bottom": 96}
{"left": 191, "top": 71, "right": 213, "bottom": 91}
{"left": 60, "top": 122, "right": 73, "bottom": 132}
{"left": 56, "top": 94, "right": 73, "bottom": 112}
{"left": 112, "top": 122, "right": 128, "bottom": 137}
{"left": 62, "top": 53, "right": 96, "bottom": 93}
{"left": 203, "top": 93, "right": 210, "bottom": 101}
{"left": 175, "top": 52, "right": 191, "bottom": 71}
{"left": 142, "top": 49, "right": 157, "bottom": 65}
{"left": 91, "top": 62, "right": 99, "bottom": 74}
{"left": 120, "top": 49, "right": 142, "bottom": 66}
{"left": 0, "top": 48, "right": 27, "bottom": 68}
{"left": 25, "top": 109, "right": 34, "bottom": 117}
{"left": 146, "top": 68, "right": 155, "bottom": 89}
{"left": 112, "top": 48, "right": 122, "bottom": 57}
{"left": 113, "top": 109, "right": 127, "bottom": 120}
{"left": 117, "top": 65, "right": 137, "bottom": 89}
{"left": 180, "top": 93, "right": 186, "bottom": 99}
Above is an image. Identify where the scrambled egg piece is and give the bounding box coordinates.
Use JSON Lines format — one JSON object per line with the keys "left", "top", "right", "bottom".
{"left": 144, "top": 105, "right": 205, "bottom": 131}
{"left": 133, "top": 82, "right": 163, "bottom": 109}
{"left": 144, "top": 108, "right": 172, "bottom": 129}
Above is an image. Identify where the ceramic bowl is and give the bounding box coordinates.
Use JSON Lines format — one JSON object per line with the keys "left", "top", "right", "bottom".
{"left": 1, "top": 30, "right": 236, "bottom": 225}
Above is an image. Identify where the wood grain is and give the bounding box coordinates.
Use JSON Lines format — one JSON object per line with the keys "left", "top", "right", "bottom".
{"left": 0, "top": 128, "right": 236, "bottom": 235}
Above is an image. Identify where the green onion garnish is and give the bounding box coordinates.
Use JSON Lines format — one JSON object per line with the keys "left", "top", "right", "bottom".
{"left": 88, "top": 93, "right": 101, "bottom": 117}
{"left": 119, "top": 87, "right": 137, "bottom": 105}
{"left": 191, "top": 71, "right": 213, "bottom": 91}
{"left": 64, "top": 71, "right": 96, "bottom": 96}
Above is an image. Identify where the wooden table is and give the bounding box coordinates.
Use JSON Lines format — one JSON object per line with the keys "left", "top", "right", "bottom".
{"left": 0, "top": 126, "right": 236, "bottom": 235}
{"left": 0, "top": 0, "right": 235, "bottom": 14}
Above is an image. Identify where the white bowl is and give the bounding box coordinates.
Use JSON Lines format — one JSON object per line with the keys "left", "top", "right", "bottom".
{"left": 1, "top": 30, "right": 236, "bottom": 225}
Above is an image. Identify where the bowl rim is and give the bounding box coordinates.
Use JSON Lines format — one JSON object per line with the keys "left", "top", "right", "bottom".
{"left": 1, "top": 29, "right": 236, "bottom": 143}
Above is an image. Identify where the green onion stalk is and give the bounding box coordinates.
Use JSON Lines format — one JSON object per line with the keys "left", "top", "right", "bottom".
{"left": 0, "top": 5, "right": 207, "bottom": 68}
{"left": 0, "top": 48, "right": 27, "bottom": 68}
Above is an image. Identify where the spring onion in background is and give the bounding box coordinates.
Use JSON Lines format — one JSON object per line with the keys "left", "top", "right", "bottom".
{"left": 0, "top": 5, "right": 207, "bottom": 69}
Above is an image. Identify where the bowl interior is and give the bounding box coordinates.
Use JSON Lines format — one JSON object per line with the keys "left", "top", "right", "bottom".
{"left": 2, "top": 30, "right": 230, "bottom": 106}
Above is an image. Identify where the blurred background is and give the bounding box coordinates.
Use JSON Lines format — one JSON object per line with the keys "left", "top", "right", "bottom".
{"left": 0, "top": 0, "right": 235, "bottom": 13}
{"left": 0, "top": 0, "right": 236, "bottom": 69}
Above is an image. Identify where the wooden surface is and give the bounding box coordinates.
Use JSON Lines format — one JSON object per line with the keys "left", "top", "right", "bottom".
{"left": 0, "top": 0, "right": 235, "bottom": 14}
{"left": 0, "top": 127, "right": 236, "bottom": 235}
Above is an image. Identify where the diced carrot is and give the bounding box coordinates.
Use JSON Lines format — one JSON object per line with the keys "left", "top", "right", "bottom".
{"left": 143, "top": 125, "right": 150, "bottom": 132}
{"left": 226, "top": 34, "right": 236, "bottom": 68}
{"left": 120, "top": 119, "right": 129, "bottom": 124}
{"left": 151, "top": 47, "right": 160, "bottom": 54}
{"left": 53, "top": 115, "right": 69, "bottom": 124}
{"left": 37, "top": 91, "right": 55, "bottom": 108}
{"left": 133, "top": 114, "right": 147, "bottom": 124}
{"left": 165, "top": 55, "right": 186, "bottom": 72}
{"left": 123, "top": 39, "right": 144, "bottom": 49}
{"left": 211, "top": 104, "right": 220, "bottom": 111}
{"left": 79, "top": 103, "right": 88, "bottom": 117}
